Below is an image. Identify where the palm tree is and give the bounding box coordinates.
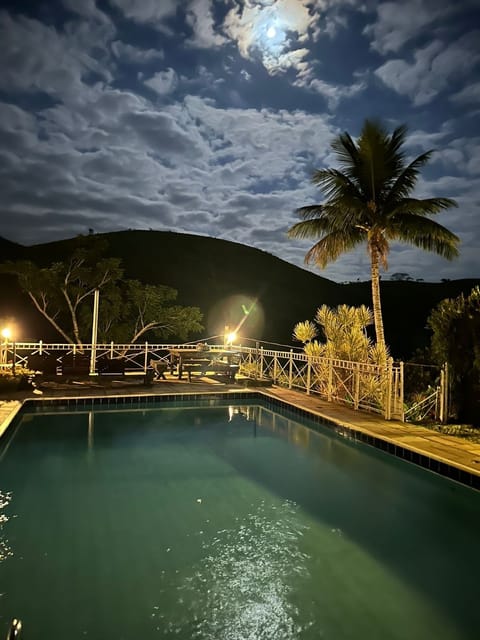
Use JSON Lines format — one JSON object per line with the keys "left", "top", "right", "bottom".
{"left": 288, "top": 119, "right": 459, "bottom": 349}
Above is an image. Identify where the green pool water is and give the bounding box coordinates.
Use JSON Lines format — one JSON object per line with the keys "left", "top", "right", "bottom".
{"left": 0, "top": 400, "right": 479, "bottom": 639}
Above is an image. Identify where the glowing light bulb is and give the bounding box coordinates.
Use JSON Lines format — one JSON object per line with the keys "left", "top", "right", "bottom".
{"left": 226, "top": 332, "right": 237, "bottom": 345}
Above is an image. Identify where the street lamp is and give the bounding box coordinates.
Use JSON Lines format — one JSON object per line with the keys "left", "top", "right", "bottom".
{"left": 224, "top": 325, "right": 238, "bottom": 348}
{"left": 225, "top": 331, "right": 237, "bottom": 346}
{"left": 1, "top": 328, "right": 8, "bottom": 365}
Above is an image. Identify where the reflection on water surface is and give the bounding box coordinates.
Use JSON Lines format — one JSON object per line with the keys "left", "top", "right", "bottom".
{"left": 153, "top": 500, "right": 313, "bottom": 639}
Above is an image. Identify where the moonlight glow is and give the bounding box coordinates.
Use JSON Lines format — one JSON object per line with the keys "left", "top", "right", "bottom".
{"left": 267, "top": 26, "right": 276, "bottom": 38}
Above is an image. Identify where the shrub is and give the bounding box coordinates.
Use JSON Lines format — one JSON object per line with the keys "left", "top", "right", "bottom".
{"left": 427, "top": 286, "right": 480, "bottom": 426}
{"left": 0, "top": 366, "right": 36, "bottom": 392}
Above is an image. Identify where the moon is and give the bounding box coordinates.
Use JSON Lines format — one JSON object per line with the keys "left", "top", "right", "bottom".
{"left": 266, "top": 26, "right": 276, "bottom": 38}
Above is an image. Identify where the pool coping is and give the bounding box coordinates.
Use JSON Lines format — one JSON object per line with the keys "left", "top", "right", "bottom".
{"left": 1, "top": 389, "right": 479, "bottom": 492}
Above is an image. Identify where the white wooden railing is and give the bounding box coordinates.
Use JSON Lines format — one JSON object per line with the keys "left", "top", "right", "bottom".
{"left": 1, "top": 341, "right": 406, "bottom": 421}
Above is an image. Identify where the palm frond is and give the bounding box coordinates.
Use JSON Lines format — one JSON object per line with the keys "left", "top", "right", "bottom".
{"left": 311, "top": 168, "right": 363, "bottom": 202}
{"left": 391, "top": 197, "right": 458, "bottom": 217}
{"left": 382, "top": 124, "right": 408, "bottom": 183}
{"left": 331, "top": 131, "right": 360, "bottom": 172}
{"left": 288, "top": 217, "right": 330, "bottom": 240}
{"left": 388, "top": 124, "right": 408, "bottom": 155}
{"left": 387, "top": 215, "right": 460, "bottom": 259}
{"left": 294, "top": 204, "right": 325, "bottom": 221}
{"left": 294, "top": 199, "right": 371, "bottom": 234}
{"left": 357, "top": 120, "right": 395, "bottom": 199}
{"left": 304, "top": 229, "right": 365, "bottom": 267}
{"left": 384, "top": 151, "right": 434, "bottom": 204}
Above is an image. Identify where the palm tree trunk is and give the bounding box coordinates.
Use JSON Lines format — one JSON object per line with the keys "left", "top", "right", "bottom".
{"left": 370, "top": 246, "right": 386, "bottom": 348}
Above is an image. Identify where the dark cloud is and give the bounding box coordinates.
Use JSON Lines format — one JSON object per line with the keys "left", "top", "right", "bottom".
{"left": 0, "top": 0, "right": 478, "bottom": 282}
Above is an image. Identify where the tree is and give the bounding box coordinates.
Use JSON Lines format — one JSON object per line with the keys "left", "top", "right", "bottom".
{"left": 427, "top": 286, "right": 480, "bottom": 425}
{"left": 90, "top": 280, "right": 203, "bottom": 343}
{"left": 288, "top": 119, "right": 459, "bottom": 350}
{"left": 0, "top": 237, "right": 203, "bottom": 347}
{"left": 1, "top": 239, "right": 123, "bottom": 346}
{"left": 390, "top": 272, "right": 413, "bottom": 281}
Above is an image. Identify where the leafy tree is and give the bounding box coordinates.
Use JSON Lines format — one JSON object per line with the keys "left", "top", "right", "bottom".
{"left": 1, "top": 241, "right": 122, "bottom": 346}
{"left": 0, "top": 237, "right": 203, "bottom": 347}
{"left": 85, "top": 280, "right": 203, "bottom": 343}
{"left": 427, "top": 286, "right": 480, "bottom": 425}
{"left": 390, "top": 272, "right": 413, "bottom": 281}
{"left": 288, "top": 119, "right": 459, "bottom": 350}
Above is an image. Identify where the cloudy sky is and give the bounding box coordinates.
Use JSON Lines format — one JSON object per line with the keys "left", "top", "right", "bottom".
{"left": 1, "top": 0, "right": 479, "bottom": 282}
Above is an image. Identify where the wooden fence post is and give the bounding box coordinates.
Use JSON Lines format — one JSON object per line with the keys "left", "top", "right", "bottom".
{"left": 327, "top": 358, "right": 333, "bottom": 402}
{"left": 439, "top": 362, "right": 449, "bottom": 424}
{"left": 354, "top": 362, "right": 360, "bottom": 409}
{"left": 144, "top": 342, "right": 149, "bottom": 373}
{"left": 384, "top": 357, "right": 393, "bottom": 420}
{"left": 288, "top": 349, "right": 293, "bottom": 389}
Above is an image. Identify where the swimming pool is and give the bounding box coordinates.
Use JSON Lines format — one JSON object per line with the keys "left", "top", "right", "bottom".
{"left": 1, "top": 397, "right": 479, "bottom": 639}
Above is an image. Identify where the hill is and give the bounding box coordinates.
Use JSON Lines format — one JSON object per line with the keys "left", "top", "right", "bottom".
{"left": 1, "top": 230, "right": 478, "bottom": 358}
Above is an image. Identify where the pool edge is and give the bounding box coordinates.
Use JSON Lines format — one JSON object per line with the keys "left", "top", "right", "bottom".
{"left": 2, "top": 390, "right": 479, "bottom": 492}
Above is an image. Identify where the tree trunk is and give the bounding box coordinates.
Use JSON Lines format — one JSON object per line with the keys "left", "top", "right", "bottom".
{"left": 370, "top": 246, "right": 386, "bottom": 349}
{"left": 61, "top": 289, "right": 84, "bottom": 350}
{"left": 28, "top": 292, "right": 74, "bottom": 345}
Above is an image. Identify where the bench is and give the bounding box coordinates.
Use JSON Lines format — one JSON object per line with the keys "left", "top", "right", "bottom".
{"left": 181, "top": 358, "right": 211, "bottom": 381}
{"left": 208, "top": 361, "right": 239, "bottom": 382}
{"left": 182, "top": 358, "right": 239, "bottom": 383}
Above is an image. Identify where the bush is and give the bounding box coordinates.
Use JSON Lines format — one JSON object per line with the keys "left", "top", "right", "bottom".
{"left": 428, "top": 286, "right": 480, "bottom": 425}
{"left": 0, "top": 366, "right": 36, "bottom": 392}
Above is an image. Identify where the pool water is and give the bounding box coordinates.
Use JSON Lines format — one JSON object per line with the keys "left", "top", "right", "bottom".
{"left": 0, "top": 400, "right": 479, "bottom": 639}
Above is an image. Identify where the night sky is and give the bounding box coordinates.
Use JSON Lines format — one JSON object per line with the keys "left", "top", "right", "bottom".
{"left": 0, "top": 0, "right": 479, "bottom": 282}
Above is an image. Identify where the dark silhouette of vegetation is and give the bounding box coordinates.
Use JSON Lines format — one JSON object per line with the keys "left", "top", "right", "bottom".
{"left": 0, "top": 236, "right": 203, "bottom": 347}
{"left": 427, "top": 287, "right": 480, "bottom": 426}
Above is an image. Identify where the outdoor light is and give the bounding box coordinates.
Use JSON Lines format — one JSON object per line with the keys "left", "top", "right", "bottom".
{"left": 226, "top": 331, "right": 237, "bottom": 345}
{"left": 1, "top": 327, "right": 15, "bottom": 375}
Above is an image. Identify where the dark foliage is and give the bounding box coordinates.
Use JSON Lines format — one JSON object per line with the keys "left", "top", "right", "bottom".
{"left": 428, "top": 287, "right": 480, "bottom": 425}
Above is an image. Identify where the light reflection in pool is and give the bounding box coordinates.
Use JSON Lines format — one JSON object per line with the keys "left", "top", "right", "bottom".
{"left": 152, "top": 500, "right": 314, "bottom": 639}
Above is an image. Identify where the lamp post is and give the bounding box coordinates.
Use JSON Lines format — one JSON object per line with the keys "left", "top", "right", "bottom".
{"left": 224, "top": 325, "right": 238, "bottom": 348}
{"left": 224, "top": 325, "right": 229, "bottom": 349}
{"left": 1, "top": 328, "right": 8, "bottom": 365}
{"left": 1, "top": 327, "right": 14, "bottom": 375}
{"left": 89, "top": 289, "right": 99, "bottom": 376}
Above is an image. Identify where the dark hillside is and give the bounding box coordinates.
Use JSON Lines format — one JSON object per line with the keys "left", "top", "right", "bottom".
{"left": 1, "top": 231, "right": 478, "bottom": 358}
{"left": 21, "top": 231, "right": 346, "bottom": 347}
{"left": 0, "top": 236, "right": 25, "bottom": 260}
{"left": 341, "top": 278, "right": 480, "bottom": 357}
